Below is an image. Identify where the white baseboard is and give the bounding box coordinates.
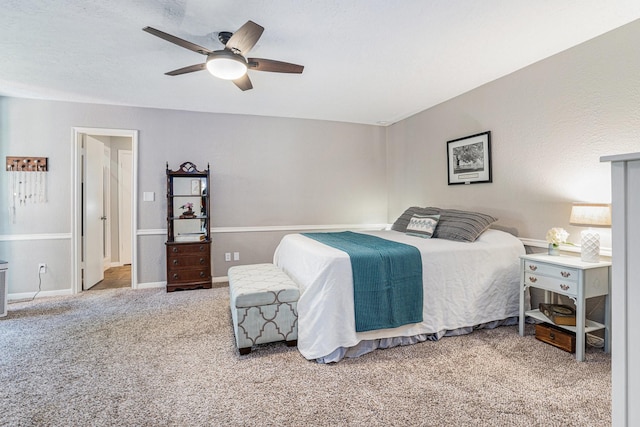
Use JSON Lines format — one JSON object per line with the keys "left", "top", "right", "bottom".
{"left": 136, "top": 281, "right": 165, "bottom": 290}
{"left": 9, "top": 279, "right": 224, "bottom": 298}
{"left": 8, "top": 288, "right": 73, "bottom": 302}
{"left": 137, "top": 278, "right": 228, "bottom": 288}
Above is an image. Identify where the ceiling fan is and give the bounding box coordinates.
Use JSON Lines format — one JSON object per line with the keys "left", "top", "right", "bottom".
{"left": 143, "top": 20, "right": 304, "bottom": 91}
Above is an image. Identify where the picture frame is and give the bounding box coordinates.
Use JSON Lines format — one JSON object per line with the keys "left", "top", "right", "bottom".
{"left": 190, "top": 179, "right": 201, "bottom": 195}
{"left": 447, "top": 131, "right": 492, "bottom": 185}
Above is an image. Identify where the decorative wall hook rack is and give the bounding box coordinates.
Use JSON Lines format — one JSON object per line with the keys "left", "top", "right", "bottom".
{"left": 6, "top": 156, "right": 48, "bottom": 222}
{"left": 6, "top": 156, "right": 48, "bottom": 172}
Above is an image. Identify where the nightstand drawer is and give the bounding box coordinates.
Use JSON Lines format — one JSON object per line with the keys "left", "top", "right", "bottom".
{"left": 524, "top": 274, "right": 577, "bottom": 296}
{"left": 524, "top": 261, "right": 577, "bottom": 282}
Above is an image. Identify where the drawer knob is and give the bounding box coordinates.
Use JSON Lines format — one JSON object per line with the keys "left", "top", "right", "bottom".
{"left": 549, "top": 332, "right": 555, "bottom": 340}
{"left": 528, "top": 265, "right": 538, "bottom": 271}
{"left": 173, "top": 259, "right": 178, "bottom": 265}
{"left": 172, "top": 247, "right": 178, "bottom": 253}
{"left": 172, "top": 273, "right": 178, "bottom": 279}
{"left": 200, "top": 271, "right": 205, "bottom": 278}
{"left": 529, "top": 276, "right": 537, "bottom": 283}
{"left": 560, "top": 284, "right": 569, "bottom": 291}
{"left": 199, "top": 258, "right": 205, "bottom": 265}
{"left": 561, "top": 271, "right": 571, "bottom": 278}
{"left": 199, "top": 245, "right": 204, "bottom": 251}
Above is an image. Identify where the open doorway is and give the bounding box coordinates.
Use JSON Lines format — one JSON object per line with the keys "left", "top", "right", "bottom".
{"left": 72, "top": 127, "right": 138, "bottom": 293}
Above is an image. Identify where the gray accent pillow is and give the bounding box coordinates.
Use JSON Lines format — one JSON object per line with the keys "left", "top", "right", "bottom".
{"left": 432, "top": 209, "right": 497, "bottom": 242}
{"left": 392, "top": 207, "right": 497, "bottom": 242}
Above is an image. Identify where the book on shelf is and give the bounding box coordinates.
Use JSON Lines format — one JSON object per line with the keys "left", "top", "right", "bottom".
{"left": 539, "top": 303, "right": 576, "bottom": 326}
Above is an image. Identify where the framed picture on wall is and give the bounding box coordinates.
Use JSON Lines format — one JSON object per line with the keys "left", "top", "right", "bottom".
{"left": 447, "top": 131, "right": 492, "bottom": 185}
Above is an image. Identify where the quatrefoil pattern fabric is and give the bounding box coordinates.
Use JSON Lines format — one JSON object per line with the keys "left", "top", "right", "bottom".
{"left": 229, "top": 264, "right": 299, "bottom": 350}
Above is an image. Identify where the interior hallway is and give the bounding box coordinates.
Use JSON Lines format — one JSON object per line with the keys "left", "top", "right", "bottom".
{"left": 90, "top": 265, "right": 131, "bottom": 290}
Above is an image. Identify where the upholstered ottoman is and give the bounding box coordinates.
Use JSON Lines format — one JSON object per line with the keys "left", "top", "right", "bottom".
{"left": 228, "top": 263, "right": 299, "bottom": 355}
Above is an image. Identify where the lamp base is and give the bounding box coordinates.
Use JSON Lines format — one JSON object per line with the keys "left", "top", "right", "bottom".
{"left": 580, "top": 229, "right": 600, "bottom": 263}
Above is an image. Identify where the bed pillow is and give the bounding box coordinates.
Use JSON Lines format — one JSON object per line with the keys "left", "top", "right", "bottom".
{"left": 432, "top": 209, "right": 497, "bottom": 242}
{"left": 406, "top": 214, "right": 440, "bottom": 238}
{"left": 391, "top": 207, "right": 440, "bottom": 232}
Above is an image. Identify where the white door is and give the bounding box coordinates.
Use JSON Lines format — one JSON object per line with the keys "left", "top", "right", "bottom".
{"left": 103, "top": 145, "right": 111, "bottom": 270}
{"left": 84, "top": 135, "right": 105, "bottom": 290}
{"left": 118, "top": 150, "right": 133, "bottom": 265}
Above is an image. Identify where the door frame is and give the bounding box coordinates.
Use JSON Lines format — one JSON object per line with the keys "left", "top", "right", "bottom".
{"left": 117, "top": 149, "right": 133, "bottom": 266}
{"left": 71, "top": 127, "right": 139, "bottom": 293}
{"left": 103, "top": 144, "right": 112, "bottom": 270}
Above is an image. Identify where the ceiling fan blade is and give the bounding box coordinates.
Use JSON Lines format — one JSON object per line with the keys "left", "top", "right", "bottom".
{"left": 165, "top": 63, "right": 206, "bottom": 76}
{"left": 225, "top": 21, "right": 264, "bottom": 55}
{"left": 233, "top": 74, "right": 253, "bottom": 91}
{"left": 247, "top": 58, "right": 304, "bottom": 74}
{"left": 143, "top": 26, "right": 212, "bottom": 55}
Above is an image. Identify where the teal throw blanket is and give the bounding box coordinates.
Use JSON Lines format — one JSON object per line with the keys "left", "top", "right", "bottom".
{"left": 302, "top": 231, "right": 423, "bottom": 332}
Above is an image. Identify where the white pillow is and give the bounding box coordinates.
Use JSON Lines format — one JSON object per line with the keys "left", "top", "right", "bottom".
{"left": 406, "top": 214, "right": 440, "bottom": 238}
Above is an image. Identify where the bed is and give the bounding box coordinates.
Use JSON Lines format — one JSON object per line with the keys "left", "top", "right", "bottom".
{"left": 273, "top": 207, "right": 526, "bottom": 363}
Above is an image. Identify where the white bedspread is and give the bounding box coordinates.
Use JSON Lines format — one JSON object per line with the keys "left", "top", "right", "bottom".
{"left": 273, "top": 229, "right": 525, "bottom": 361}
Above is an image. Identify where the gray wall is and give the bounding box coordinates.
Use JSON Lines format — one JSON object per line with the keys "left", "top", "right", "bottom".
{"left": 2, "top": 19, "right": 639, "bottom": 295}
{"left": 0, "top": 99, "right": 386, "bottom": 293}
{"left": 387, "top": 19, "right": 640, "bottom": 247}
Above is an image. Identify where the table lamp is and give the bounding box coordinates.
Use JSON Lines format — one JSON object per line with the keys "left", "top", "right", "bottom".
{"left": 569, "top": 203, "right": 611, "bottom": 262}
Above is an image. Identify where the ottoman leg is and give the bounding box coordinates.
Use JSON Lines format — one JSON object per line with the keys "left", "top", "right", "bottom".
{"left": 285, "top": 340, "right": 297, "bottom": 347}
{"left": 239, "top": 347, "right": 251, "bottom": 355}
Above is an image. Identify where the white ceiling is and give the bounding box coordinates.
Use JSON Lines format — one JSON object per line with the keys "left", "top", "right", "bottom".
{"left": 1, "top": 1, "right": 639, "bottom": 126}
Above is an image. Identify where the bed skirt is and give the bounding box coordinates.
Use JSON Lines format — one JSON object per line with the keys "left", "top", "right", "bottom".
{"left": 314, "top": 317, "right": 519, "bottom": 363}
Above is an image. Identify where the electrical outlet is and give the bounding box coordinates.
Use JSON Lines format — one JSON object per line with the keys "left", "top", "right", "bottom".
{"left": 225, "top": 253, "right": 231, "bottom": 262}
{"left": 38, "top": 263, "right": 47, "bottom": 273}
{"left": 233, "top": 252, "right": 240, "bottom": 261}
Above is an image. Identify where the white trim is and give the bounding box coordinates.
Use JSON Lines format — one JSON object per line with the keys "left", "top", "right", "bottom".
{"left": 136, "top": 224, "right": 389, "bottom": 236}
{"left": 136, "top": 281, "right": 165, "bottom": 290}
{"left": 601, "top": 151, "right": 640, "bottom": 163}
{"left": 518, "top": 237, "right": 612, "bottom": 257}
{"left": 212, "top": 224, "right": 389, "bottom": 233}
{"left": 72, "top": 127, "right": 139, "bottom": 293}
{"left": 0, "top": 233, "right": 72, "bottom": 241}
{"left": 137, "top": 278, "right": 228, "bottom": 288}
{"left": 137, "top": 229, "right": 165, "bottom": 236}
{"left": 126, "top": 134, "right": 138, "bottom": 289}
{"left": 118, "top": 149, "right": 133, "bottom": 265}
{"left": 8, "top": 288, "right": 73, "bottom": 302}
{"left": 103, "top": 144, "right": 112, "bottom": 270}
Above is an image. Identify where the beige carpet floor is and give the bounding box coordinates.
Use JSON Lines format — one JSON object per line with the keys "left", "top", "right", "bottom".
{"left": 0, "top": 287, "right": 610, "bottom": 426}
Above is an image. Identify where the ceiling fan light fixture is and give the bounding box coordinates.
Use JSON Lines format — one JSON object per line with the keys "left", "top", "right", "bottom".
{"left": 206, "top": 50, "right": 247, "bottom": 80}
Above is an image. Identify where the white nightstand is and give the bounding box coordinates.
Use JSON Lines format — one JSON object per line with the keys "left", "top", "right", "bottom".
{"left": 518, "top": 253, "right": 611, "bottom": 361}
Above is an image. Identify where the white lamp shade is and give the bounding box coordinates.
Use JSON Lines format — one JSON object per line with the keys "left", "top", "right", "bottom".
{"left": 569, "top": 203, "right": 611, "bottom": 227}
{"left": 206, "top": 51, "right": 248, "bottom": 80}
